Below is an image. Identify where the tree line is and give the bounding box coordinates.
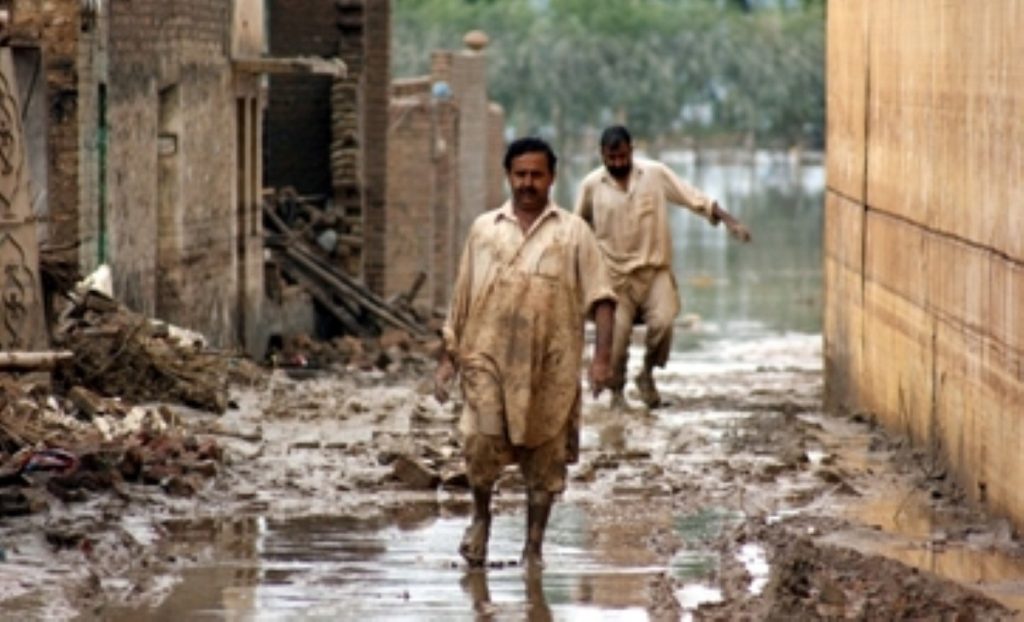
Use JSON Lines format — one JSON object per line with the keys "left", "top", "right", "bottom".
{"left": 393, "top": 0, "right": 825, "bottom": 153}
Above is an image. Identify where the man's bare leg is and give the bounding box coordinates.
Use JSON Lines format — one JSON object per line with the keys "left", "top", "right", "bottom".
{"left": 460, "top": 486, "right": 492, "bottom": 567}
{"left": 635, "top": 351, "right": 662, "bottom": 409}
{"left": 635, "top": 270, "right": 678, "bottom": 409}
{"left": 522, "top": 490, "right": 554, "bottom": 568}
{"left": 609, "top": 289, "right": 636, "bottom": 410}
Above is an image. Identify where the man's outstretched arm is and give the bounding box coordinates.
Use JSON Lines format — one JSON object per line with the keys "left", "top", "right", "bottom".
{"left": 660, "top": 162, "right": 752, "bottom": 243}
{"left": 710, "top": 201, "right": 752, "bottom": 243}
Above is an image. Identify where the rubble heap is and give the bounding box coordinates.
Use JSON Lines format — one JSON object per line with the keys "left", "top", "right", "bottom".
{"left": 51, "top": 290, "right": 229, "bottom": 414}
{"left": 272, "top": 327, "right": 441, "bottom": 378}
{"left": 0, "top": 262, "right": 233, "bottom": 518}
{"left": 0, "top": 376, "right": 223, "bottom": 518}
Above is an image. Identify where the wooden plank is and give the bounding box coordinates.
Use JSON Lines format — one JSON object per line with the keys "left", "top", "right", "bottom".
{"left": 282, "top": 245, "right": 425, "bottom": 336}
{"left": 264, "top": 202, "right": 427, "bottom": 335}
{"left": 279, "top": 261, "right": 370, "bottom": 336}
{"left": 233, "top": 56, "right": 347, "bottom": 77}
{"left": 0, "top": 350, "right": 73, "bottom": 369}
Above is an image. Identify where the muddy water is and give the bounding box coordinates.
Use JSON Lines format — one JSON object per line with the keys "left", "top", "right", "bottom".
{"left": 103, "top": 505, "right": 717, "bottom": 620}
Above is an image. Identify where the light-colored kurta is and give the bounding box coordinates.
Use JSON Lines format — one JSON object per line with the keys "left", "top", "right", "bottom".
{"left": 443, "top": 201, "right": 616, "bottom": 448}
{"left": 574, "top": 158, "right": 715, "bottom": 284}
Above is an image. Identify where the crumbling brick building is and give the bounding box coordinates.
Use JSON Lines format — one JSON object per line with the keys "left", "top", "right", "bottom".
{"left": 10, "top": 0, "right": 504, "bottom": 353}
{"left": 9, "top": 0, "right": 349, "bottom": 354}
{"left": 10, "top": 0, "right": 268, "bottom": 351}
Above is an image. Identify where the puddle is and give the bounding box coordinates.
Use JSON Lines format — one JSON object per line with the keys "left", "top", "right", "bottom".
{"left": 668, "top": 507, "right": 749, "bottom": 618}
{"left": 102, "top": 504, "right": 667, "bottom": 621}
{"left": 830, "top": 489, "right": 1024, "bottom": 612}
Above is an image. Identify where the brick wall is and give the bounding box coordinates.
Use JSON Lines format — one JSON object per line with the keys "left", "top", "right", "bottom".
{"left": 435, "top": 48, "right": 488, "bottom": 254}
{"left": 10, "top": 0, "right": 82, "bottom": 249}
{"left": 266, "top": 0, "right": 345, "bottom": 196}
{"left": 825, "top": 0, "right": 1024, "bottom": 528}
{"left": 75, "top": 14, "right": 106, "bottom": 275}
{"left": 486, "top": 102, "right": 506, "bottom": 210}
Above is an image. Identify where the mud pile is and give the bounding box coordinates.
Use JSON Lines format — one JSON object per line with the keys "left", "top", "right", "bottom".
{"left": 704, "top": 522, "right": 1014, "bottom": 620}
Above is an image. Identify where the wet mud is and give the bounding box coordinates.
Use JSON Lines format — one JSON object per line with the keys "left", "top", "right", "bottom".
{"left": 2, "top": 334, "right": 1023, "bottom": 620}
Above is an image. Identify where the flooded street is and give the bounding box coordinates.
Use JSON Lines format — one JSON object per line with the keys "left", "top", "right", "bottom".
{"left": 91, "top": 332, "right": 1023, "bottom": 620}
{"left": 4, "top": 157, "right": 1022, "bottom": 620}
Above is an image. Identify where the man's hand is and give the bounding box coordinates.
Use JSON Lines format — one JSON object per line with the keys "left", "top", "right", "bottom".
{"left": 434, "top": 355, "right": 456, "bottom": 403}
{"left": 725, "top": 219, "right": 752, "bottom": 243}
{"left": 710, "top": 202, "right": 751, "bottom": 242}
{"left": 588, "top": 357, "right": 613, "bottom": 398}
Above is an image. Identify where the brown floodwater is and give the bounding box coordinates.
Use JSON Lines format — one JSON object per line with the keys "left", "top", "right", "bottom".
{"left": 102, "top": 503, "right": 742, "bottom": 621}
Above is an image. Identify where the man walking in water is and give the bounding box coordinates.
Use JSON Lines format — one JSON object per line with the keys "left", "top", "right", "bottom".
{"left": 435, "top": 137, "right": 617, "bottom": 568}
{"left": 575, "top": 125, "right": 751, "bottom": 409}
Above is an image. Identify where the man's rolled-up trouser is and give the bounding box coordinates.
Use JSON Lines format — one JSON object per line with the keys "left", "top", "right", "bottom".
{"left": 609, "top": 267, "right": 681, "bottom": 391}
{"left": 459, "top": 368, "right": 577, "bottom": 494}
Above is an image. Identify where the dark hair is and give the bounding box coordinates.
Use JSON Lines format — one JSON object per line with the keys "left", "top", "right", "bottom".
{"left": 503, "top": 137, "right": 557, "bottom": 174}
{"left": 600, "top": 125, "right": 632, "bottom": 149}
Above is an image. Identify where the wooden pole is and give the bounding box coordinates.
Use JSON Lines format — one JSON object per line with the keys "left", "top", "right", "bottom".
{"left": 0, "top": 350, "right": 74, "bottom": 370}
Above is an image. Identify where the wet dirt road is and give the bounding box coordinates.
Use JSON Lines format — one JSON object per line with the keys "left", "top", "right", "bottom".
{"left": 0, "top": 333, "right": 1008, "bottom": 620}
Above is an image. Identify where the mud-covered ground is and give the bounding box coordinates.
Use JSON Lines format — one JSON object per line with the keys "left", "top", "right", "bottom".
{"left": 2, "top": 334, "right": 1023, "bottom": 620}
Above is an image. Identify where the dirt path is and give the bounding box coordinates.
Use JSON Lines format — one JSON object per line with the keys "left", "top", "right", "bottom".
{"left": 2, "top": 334, "right": 1022, "bottom": 620}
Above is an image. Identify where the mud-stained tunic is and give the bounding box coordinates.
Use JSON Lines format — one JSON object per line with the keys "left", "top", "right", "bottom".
{"left": 574, "top": 158, "right": 715, "bottom": 287}
{"left": 443, "top": 201, "right": 616, "bottom": 450}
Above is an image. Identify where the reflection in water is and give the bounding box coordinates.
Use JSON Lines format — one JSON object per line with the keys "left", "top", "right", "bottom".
{"left": 664, "top": 152, "right": 824, "bottom": 346}
{"left": 106, "top": 506, "right": 657, "bottom": 621}
{"left": 737, "top": 543, "right": 770, "bottom": 595}
{"left": 461, "top": 569, "right": 552, "bottom": 622}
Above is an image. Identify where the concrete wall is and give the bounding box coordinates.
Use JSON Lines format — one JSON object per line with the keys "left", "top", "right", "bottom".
{"left": 104, "top": 0, "right": 247, "bottom": 347}
{"left": 825, "top": 1, "right": 1024, "bottom": 526}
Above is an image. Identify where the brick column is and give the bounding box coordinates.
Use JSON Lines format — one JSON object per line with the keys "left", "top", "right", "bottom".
{"left": 361, "top": 0, "right": 389, "bottom": 294}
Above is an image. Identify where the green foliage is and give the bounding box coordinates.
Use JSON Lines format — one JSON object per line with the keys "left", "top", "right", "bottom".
{"left": 392, "top": 0, "right": 824, "bottom": 149}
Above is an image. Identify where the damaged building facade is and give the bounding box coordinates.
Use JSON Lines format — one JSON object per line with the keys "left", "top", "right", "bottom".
{"left": 11, "top": 0, "right": 270, "bottom": 352}
{"left": 265, "top": 2, "right": 506, "bottom": 311}
{"left": 10, "top": 0, "right": 504, "bottom": 355}
{"left": 386, "top": 31, "right": 506, "bottom": 310}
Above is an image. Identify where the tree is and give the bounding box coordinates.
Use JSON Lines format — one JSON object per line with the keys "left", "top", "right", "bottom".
{"left": 392, "top": 0, "right": 824, "bottom": 150}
